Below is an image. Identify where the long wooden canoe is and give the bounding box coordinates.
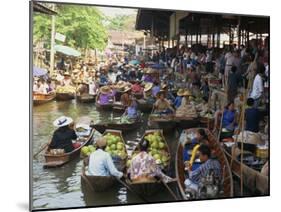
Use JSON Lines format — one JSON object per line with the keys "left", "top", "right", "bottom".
{"left": 76, "top": 94, "right": 96, "bottom": 103}
{"left": 176, "top": 128, "right": 233, "bottom": 200}
{"left": 92, "top": 118, "right": 142, "bottom": 134}
{"left": 136, "top": 99, "right": 153, "bottom": 113}
{"left": 33, "top": 92, "right": 56, "bottom": 106}
{"left": 43, "top": 128, "right": 94, "bottom": 168}
{"left": 148, "top": 114, "right": 176, "bottom": 133}
{"left": 95, "top": 102, "right": 113, "bottom": 111}
{"left": 126, "top": 129, "right": 171, "bottom": 196}
{"left": 174, "top": 116, "right": 200, "bottom": 130}
{"left": 56, "top": 92, "right": 75, "bottom": 101}
{"left": 132, "top": 91, "right": 143, "bottom": 99}
{"left": 80, "top": 129, "right": 127, "bottom": 192}
{"left": 112, "top": 102, "right": 126, "bottom": 113}
{"left": 223, "top": 146, "right": 269, "bottom": 195}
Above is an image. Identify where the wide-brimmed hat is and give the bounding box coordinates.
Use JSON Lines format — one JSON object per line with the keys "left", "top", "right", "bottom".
{"left": 144, "top": 82, "right": 153, "bottom": 92}
{"left": 183, "top": 90, "right": 192, "bottom": 96}
{"left": 53, "top": 116, "right": 73, "bottom": 128}
{"left": 161, "top": 83, "right": 168, "bottom": 90}
{"left": 63, "top": 72, "right": 71, "bottom": 76}
{"left": 116, "top": 81, "right": 127, "bottom": 89}
{"left": 156, "top": 90, "right": 166, "bottom": 97}
{"left": 100, "top": 86, "right": 112, "bottom": 94}
{"left": 96, "top": 137, "right": 107, "bottom": 148}
{"left": 119, "top": 84, "right": 132, "bottom": 93}
{"left": 177, "top": 88, "right": 185, "bottom": 96}
{"left": 72, "top": 69, "right": 80, "bottom": 74}
{"left": 144, "top": 68, "right": 154, "bottom": 74}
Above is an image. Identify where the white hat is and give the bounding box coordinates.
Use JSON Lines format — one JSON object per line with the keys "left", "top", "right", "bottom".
{"left": 53, "top": 116, "right": 73, "bottom": 127}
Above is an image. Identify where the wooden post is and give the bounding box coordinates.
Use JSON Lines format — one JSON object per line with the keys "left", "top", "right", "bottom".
{"left": 50, "top": 4, "right": 56, "bottom": 75}
{"left": 199, "top": 32, "right": 202, "bottom": 44}
{"left": 191, "top": 35, "right": 193, "bottom": 46}
{"left": 212, "top": 33, "right": 215, "bottom": 48}
{"left": 246, "top": 30, "right": 249, "bottom": 48}
{"left": 237, "top": 16, "right": 241, "bottom": 49}
{"left": 229, "top": 25, "right": 232, "bottom": 46}
{"left": 185, "top": 34, "right": 187, "bottom": 46}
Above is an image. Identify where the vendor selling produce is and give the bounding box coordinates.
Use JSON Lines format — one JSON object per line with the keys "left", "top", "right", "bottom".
{"left": 127, "top": 139, "right": 173, "bottom": 183}
{"left": 97, "top": 86, "right": 115, "bottom": 105}
{"left": 87, "top": 137, "right": 124, "bottom": 178}
{"left": 49, "top": 116, "right": 77, "bottom": 153}
{"left": 154, "top": 90, "right": 175, "bottom": 114}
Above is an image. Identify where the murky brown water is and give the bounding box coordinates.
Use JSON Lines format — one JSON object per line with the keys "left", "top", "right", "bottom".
{"left": 32, "top": 100, "right": 180, "bottom": 210}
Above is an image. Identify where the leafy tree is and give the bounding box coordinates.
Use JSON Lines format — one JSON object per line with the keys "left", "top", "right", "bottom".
{"left": 33, "top": 4, "right": 108, "bottom": 51}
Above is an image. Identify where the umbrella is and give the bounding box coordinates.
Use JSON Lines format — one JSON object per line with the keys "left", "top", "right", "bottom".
{"left": 129, "top": 60, "right": 140, "bottom": 65}
{"left": 33, "top": 66, "right": 47, "bottom": 77}
{"left": 54, "top": 45, "right": 81, "bottom": 57}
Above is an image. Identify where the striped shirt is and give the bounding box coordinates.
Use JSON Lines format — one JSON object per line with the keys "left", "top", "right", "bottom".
{"left": 189, "top": 159, "right": 221, "bottom": 184}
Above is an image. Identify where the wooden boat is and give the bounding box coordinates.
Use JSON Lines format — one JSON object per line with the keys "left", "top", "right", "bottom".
{"left": 81, "top": 157, "right": 118, "bottom": 192}
{"left": 95, "top": 101, "right": 113, "bottom": 111}
{"left": 56, "top": 92, "right": 75, "bottom": 101}
{"left": 43, "top": 128, "right": 94, "bottom": 168}
{"left": 76, "top": 94, "right": 96, "bottom": 103}
{"left": 148, "top": 114, "right": 176, "bottom": 133}
{"left": 176, "top": 128, "right": 233, "bottom": 200}
{"left": 33, "top": 92, "right": 56, "bottom": 105}
{"left": 112, "top": 102, "right": 126, "bottom": 113}
{"left": 198, "top": 116, "right": 215, "bottom": 130}
{"left": 223, "top": 145, "right": 269, "bottom": 195}
{"left": 174, "top": 116, "right": 200, "bottom": 130}
{"left": 137, "top": 99, "right": 153, "bottom": 113}
{"left": 132, "top": 91, "right": 143, "bottom": 99}
{"left": 92, "top": 117, "right": 142, "bottom": 134}
{"left": 126, "top": 129, "right": 171, "bottom": 196}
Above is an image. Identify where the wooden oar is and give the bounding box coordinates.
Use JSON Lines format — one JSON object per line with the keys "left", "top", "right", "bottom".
{"left": 115, "top": 177, "right": 149, "bottom": 203}
{"left": 161, "top": 179, "right": 179, "bottom": 200}
{"left": 33, "top": 143, "right": 49, "bottom": 159}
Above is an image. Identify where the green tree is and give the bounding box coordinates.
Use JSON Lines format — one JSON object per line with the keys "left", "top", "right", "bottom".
{"left": 33, "top": 4, "right": 108, "bottom": 51}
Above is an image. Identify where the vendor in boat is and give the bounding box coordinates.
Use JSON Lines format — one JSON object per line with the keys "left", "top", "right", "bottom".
{"left": 142, "top": 68, "right": 154, "bottom": 83}
{"left": 120, "top": 84, "right": 133, "bottom": 107}
{"left": 176, "top": 90, "right": 197, "bottom": 117}
{"left": 131, "top": 80, "right": 143, "bottom": 94}
{"left": 37, "top": 79, "right": 49, "bottom": 94}
{"left": 123, "top": 99, "right": 138, "bottom": 119}
{"left": 87, "top": 137, "right": 123, "bottom": 178}
{"left": 184, "top": 129, "right": 210, "bottom": 148}
{"left": 152, "top": 81, "right": 161, "bottom": 97}
{"left": 154, "top": 90, "right": 175, "bottom": 115}
{"left": 184, "top": 144, "right": 221, "bottom": 191}
{"left": 174, "top": 88, "right": 185, "bottom": 109}
{"left": 97, "top": 86, "right": 115, "bottom": 105}
{"left": 62, "top": 72, "right": 72, "bottom": 86}
{"left": 143, "top": 82, "right": 155, "bottom": 104}
{"left": 127, "top": 139, "right": 173, "bottom": 183}
{"left": 88, "top": 79, "right": 98, "bottom": 96}
{"left": 161, "top": 83, "right": 175, "bottom": 103}
{"left": 77, "top": 81, "right": 88, "bottom": 96}
{"left": 49, "top": 116, "right": 77, "bottom": 153}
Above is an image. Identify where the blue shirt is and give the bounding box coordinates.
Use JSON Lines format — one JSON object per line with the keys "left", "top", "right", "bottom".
{"left": 174, "top": 96, "right": 183, "bottom": 108}
{"left": 152, "top": 86, "right": 160, "bottom": 97}
{"left": 88, "top": 149, "right": 123, "bottom": 178}
{"left": 222, "top": 109, "right": 236, "bottom": 128}
{"left": 127, "top": 106, "right": 137, "bottom": 119}
{"left": 245, "top": 107, "right": 260, "bottom": 133}
{"left": 190, "top": 159, "right": 221, "bottom": 184}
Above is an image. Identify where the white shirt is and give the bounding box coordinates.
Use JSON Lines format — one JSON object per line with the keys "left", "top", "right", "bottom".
{"left": 89, "top": 82, "right": 98, "bottom": 95}
{"left": 250, "top": 74, "right": 263, "bottom": 99}
{"left": 225, "top": 52, "right": 234, "bottom": 66}
{"left": 33, "top": 83, "right": 39, "bottom": 92}
{"left": 88, "top": 149, "right": 123, "bottom": 178}
{"left": 38, "top": 83, "right": 48, "bottom": 94}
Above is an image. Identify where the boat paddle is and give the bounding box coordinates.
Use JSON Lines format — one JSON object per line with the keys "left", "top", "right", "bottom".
{"left": 33, "top": 143, "right": 49, "bottom": 159}
{"left": 115, "top": 177, "right": 149, "bottom": 203}
{"left": 161, "top": 179, "right": 179, "bottom": 200}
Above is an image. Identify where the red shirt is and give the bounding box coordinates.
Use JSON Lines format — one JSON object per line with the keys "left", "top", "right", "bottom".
{"left": 132, "top": 84, "right": 143, "bottom": 93}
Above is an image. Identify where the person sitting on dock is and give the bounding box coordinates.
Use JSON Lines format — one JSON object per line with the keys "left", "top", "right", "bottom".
{"left": 245, "top": 98, "right": 261, "bottom": 133}
{"left": 87, "top": 137, "right": 123, "bottom": 179}
{"left": 154, "top": 90, "right": 175, "bottom": 115}
{"left": 128, "top": 140, "right": 173, "bottom": 183}
{"left": 49, "top": 116, "right": 77, "bottom": 153}
{"left": 184, "top": 144, "right": 221, "bottom": 191}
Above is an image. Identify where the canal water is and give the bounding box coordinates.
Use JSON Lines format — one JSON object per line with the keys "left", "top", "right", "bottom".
{"left": 32, "top": 100, "right": 179, "bottom": 210}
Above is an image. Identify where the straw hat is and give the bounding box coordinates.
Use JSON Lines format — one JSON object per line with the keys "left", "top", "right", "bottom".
{"left": 144, "top": 68, "right": 154, "bottom": 74}
{"left": 100, "top": 86, "right": 112, "bottom": 94}
{"left": 161, "top": 83, "right": 168, "bottom": 90}
{"left": 119, "top": 84, "right": 132, "bottom": 93}
{"left": 53, "top": 116, "right": 73, "bottom": 128}
{"left": 177, "top": 88, "right": 185, "bottom": 96}
{"left": 63, "top": 71, "right": 71, "bottom": 76}
{"left": 116, "top": 81, "right": 127, "bottom": 89}
{"left": 96, "top": 137, "right": 107, "bottom": 148}
{"left": 183, "top": 90, "right": 192, "bottom": 96}
{"left": 72, "top": 69, "right": 80, "bottom": 74}
{"left": 144, "top": 82, "right": 153, "bottom": 92}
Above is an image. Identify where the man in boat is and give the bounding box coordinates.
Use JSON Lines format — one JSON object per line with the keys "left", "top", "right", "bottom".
{"left": 143, "top": 82, "right": 155, "bottom": 104}
{"left": 154, "top": 90, "right": 175, "bottom": 115}
{"left": 120, "top": 84, "right": 133, "bottom": 107}
{"left": 173, "top": 88, "right": 184, "bottom": 109}
{"left": 152, "top": 81, "right": 161, "bottom": 97}
{"left": 62, "top": 72, "right": 72, "bottom": 86}
{"left": 127, "top": 140, "right": 173, "bottom": 183}
{"left": 131, "top": 80, "right": 143, "bottom": 94}
{"left": 123, "top": 99, "right": 138, "bottom": 120}
{"left": 88, "top": 137, "right": 123, "bottom": 178}
{"left": 184, "top": 144, "right": 221, "bottom": 191}
{"left": 49, "top": 116, "right": 77, "bottom": 153}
